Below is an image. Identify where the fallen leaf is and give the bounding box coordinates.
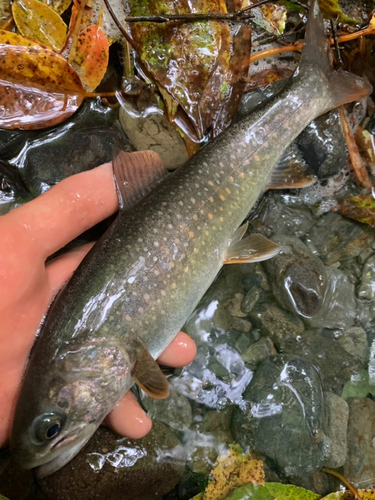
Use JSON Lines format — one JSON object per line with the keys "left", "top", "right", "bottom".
{"left": 43, "top": 0, "right": 72, "bottom": 14}
{"left": 12, "top": 0, "right": 67, "bottom": 51}
{"left": 0, "top": 0, "right": 11, "bottom": 24}
{"left": 332, "top": 192, "right": 375, "bottom": 228}
{"left": 243, "top": 0, "right": 287, "bottom": 35}
{"left": 0, "top": 78, "right": 82, "bottom": 129}
{"left": 0, "top": 31, "right": 83, "bottom": 129}
{"left": 322, "top": 489, "right": 375, "bottom": 499}
{"left": 128, "top": 0, "right": 231, "bottom": 140}
{"left": 318, "top": 0, "right": 358, "bottom": 25}
{"left": 225, "top": 483, "right": 273, "bottom": 500}
{"left": 73, "top": 24, "right": 109, "bottom": 91}
{"left": 342, "top": 370, "right": 375, "bottom": 400}
{"left": 0, "top": 30, "right": 84, "bottom": 93}
{"left": 265, "top": 483, "right": 321, "bottom": 500}
{"left": 200, "top": 445, "right": 265, "bottom": 500}
{"left": 243, "top": 68, "right": 293, "bottom": 91}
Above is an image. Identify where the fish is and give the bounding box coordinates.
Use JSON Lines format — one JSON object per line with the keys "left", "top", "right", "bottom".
{"left": 11, "top": 0, "right": 371, "bottom": 477}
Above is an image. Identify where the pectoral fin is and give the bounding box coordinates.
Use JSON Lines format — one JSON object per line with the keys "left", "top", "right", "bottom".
{"left": 112, "top": 147, "right": 169, "bottom": 212}
{"left": 225, "top": 233, "right": 281, "bottom": 264}
{"left": 131, "top": 339, "right": 170, "bottom": 399}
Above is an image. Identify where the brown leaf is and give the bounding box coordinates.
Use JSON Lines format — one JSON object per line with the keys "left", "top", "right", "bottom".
{"left": 332, "top": 193, "right": 375, "bottom": 228}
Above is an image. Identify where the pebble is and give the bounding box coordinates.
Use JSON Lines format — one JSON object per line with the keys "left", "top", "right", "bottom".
{"left": 322, "top": 392, "right": 349, "bottom": 469}
{"left": 357, "top": 254, "right": 375, "bottom": 301}
{"left": 241, "top": 287, "right": 261, "bottom": 314}
{"left": 241, "top": 337, "right": 277, "bottom": 368}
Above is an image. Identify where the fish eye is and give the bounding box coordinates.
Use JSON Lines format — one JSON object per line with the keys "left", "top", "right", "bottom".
{"left": 31, "top": 412, "right": 65, "bottom": 443}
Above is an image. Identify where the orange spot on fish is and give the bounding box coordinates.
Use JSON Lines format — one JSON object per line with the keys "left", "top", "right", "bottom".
{"left": 225, "top": 188, "right": 231, "bottom": 194}
{"left": 193, "top": 214, "right": 198, "bottom": 220}
{"left": 219, "top": 195, "right": 225, "bottom": 201}
{"left": 209, "top": 197, "right": 214, "bottom": 203}
{"left": 239, "top": 172, "right": 245, "bottom": 178}
{"left": 189, "top": 231, "right": 194, "bottom": 238}
{"left": 169, "top": 262, "right": 175, "bottom": 268}
{"left": 205, "top": 231, "right": 209, "bottom": 236}
{"left": 208, "top": 213, "right": 213, "bottom": 219}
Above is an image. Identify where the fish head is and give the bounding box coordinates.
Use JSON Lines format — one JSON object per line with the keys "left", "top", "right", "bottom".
{"left": 11, "top": 339, "right": 133, "bottom": 476}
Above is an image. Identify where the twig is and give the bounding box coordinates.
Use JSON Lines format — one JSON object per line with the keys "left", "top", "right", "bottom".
{"left": 330, "top": 18, "right": 343, "bottom": 67}
{"left": 102, "top": 0, "right": 138, "bottom": 50}
{"left": 124, "top": 0, "right": 307, "bottom": 23}
{"left": 322, "top": 468, "right": 360, "bottom": 500}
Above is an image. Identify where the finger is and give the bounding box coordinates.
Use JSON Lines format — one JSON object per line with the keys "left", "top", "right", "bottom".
{"left": 105, "top": 391, "right": 152, "bottom": 439}
{"left": 6, "top": 162, "right": 118, "bottom": 259}
{"left": 157, "top": 331, "right": 197, "bottom": 367}
{"left": 46, "top": 242, "right": 95, "bottom": 296}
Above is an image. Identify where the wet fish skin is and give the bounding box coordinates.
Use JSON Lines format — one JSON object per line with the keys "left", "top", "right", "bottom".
{"left": 11, "top": 0, "right": 371, "bottom": 476}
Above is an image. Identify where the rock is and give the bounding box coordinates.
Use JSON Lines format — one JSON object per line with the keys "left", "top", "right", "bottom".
{"left": 231, "top": 317, "right": 252, "bottom": 333}
{"left": 280, "top": 330, "right": 363, "bottom": 394}
{"left": 141, "top": 385, "right": 193, "bottom": 431}
{"left": 241, "top": 337, "right": 277, "bottom": 369}
{"left": 322, "top": 392, "right": 349, "bottom": 469}
{"left": 304, "top": 212, "right": 374, "bottom": 266}
{"left": 223, "top": 293, "right": 247, "bottom": 317}
{"left": 232, "top": 355, "right": 325, "bottom": 478}
{"left": 358, "top": 255, "right": 375, "bottom": 301}
{"left": 38, "top": 423, "right": 186, "bottom": 500}
{"left": 231, "top": 331, "right": 254, "bottom": 354}
{"left": 241, "top": 287, "right": 261, "bottom": 314}
{"left": 263, "top": 236, "right": 327, "bottom": 317}
{"left": 254, "top": 264, "right": 271, "bottom": 291}
{"left": 250, "top": 193, "right": 316, "bottom": 239}
{"left": 295, "top": 109, "right": 346, "bottom": 180}
{"left": 184, "top": 408, "right": 233, "bottom": 475}
{"left": 305, "top": 267, "right": 357, "bottom": 330}
{"left": 344, "top": 398, "right": 375, "bottom": 488}
{"left": 119, "top": 100, "right": 188, "bottom": 170}
{"left": 249, "top": 301, "right": 304, "bottom": 349}
{"left": 241, "top": 272, "right": 263, "bottom": 292}
{"left": 337, "top": 327, "right": 368, "bottom": 363}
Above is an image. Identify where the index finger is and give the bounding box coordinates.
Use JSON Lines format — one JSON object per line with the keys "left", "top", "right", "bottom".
{"left": 5, "top": 162, "right": 118, "bottom": 258}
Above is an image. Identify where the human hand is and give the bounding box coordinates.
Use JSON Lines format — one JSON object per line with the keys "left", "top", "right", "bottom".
{"left": 0, "top": 156, "right": 196, "bottom": 448}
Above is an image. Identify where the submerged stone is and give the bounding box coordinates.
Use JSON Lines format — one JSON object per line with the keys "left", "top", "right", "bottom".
{"left": 232, "top": 355, "right": 325, "bottom": 478}
{"left": 241, "top": 337, "right": 277, "bottom": 369}
{"left": 357, "top": 254, "right": 375, "bottom": 301}
{"left": 38, "top": 424, "right": 186, "bottom": 500}
{"left": 322, "top": 392, "right": 349, "bottom": 469}
{"left": 263, "top": 236, "right": 327, "bottom": 317}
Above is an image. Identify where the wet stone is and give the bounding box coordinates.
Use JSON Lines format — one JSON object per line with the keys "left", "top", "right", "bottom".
{"left": 322, "top": 392, "right": 349, "bottom": 469}
{"left": 241, "top": 337, "right": 277, "bottom": 369}
{"left": 250, "top": 193, "right": 316, "bottom": 239}
{"left": 263, "top": 236, "right": 327, "bottom": 317}
{"left": 38, "top": 423, "right": 186, "bottom": 500}
{"left": 249, "top": 301, "right": 304, "bottom": 349}
{"left": 241, "top": 271, "right": 263, "bottom": 292}
{"left": 241, "top": 287, "right": 261, "bottom": 314}
{"left": 304, "top": 212, "right": 374, "bottom": 266}
{"left": 305, "top": 267, "right": 357, "bottom": 330}
{"left": 141, "top": 385, "right": 193, "bottom": 431}
{"left": 280, "top": 330, "right": 363, "bottom": 394}
{"left": 232, "top": 355, "right": 325, "bottom": 478}
{"left": 344, "top": 397, "right": 375, "bottom": 488}
{"left": 337, "top": 326, "right": 368, "bottom": 364}
{"left": 231, "top": 317, "right": 252, "bottom": 333}
{"left": 357, "top": 254, "right": 375, "bottom": 301}
{"left": 223, "top": 293, "right": 247, "bottom": 317}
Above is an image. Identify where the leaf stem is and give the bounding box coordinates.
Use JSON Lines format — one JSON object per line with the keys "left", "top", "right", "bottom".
{"left": 322, "top": 468, "right": 360, "bottom": 500}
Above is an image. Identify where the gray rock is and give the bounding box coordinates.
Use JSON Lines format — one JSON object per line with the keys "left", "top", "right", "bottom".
{"left": 241, "top": 287, "right": 261, "bottom": 314}
{"left": 241, "top": 272, "right": 263, "bottom": 292}
{"left": 344, "top": 398, "right": 375, "bottom": 488}
{"left": 232, "top": 355, "right": 325, "bottom": 478}
{"left": 141, "top": 385, "right": 193, "bottom": 431}
{"left": 337, "top": 327, "right": 368, "bottom": 363}
{"left": 184, "top": 408, "right": 233, "bottom": 475}
{"left": 38, "top": 423, "right": 186, "bottom": 500}
{"left": 223, "top": 293, "right": 247, "bottom": 317}
{"left": 305, "top": 267, "right": 356, "bottom": 330}
{"left": 280, "top": 330, "right": 363, "bottom": 394}
{"left": 263, "top": 236, "right": 327, "bottom": 317}
{"left": 119, "top": 100, "right": 188, "bottom": 170}
{"left": 231, "top": 317, "right": 252, "bottom": 333}
{"left": 241, "top": 337, "right": 277, "bottom": 369}
{"left": 358, "top": 255, "right": 375, "bottom": 301}
{"left": 249, "top": 301, "right": 304, "bottom": 349}
{"left": 250, "top": 193, "right": 316, "bottom": 239}
{"left": 322, "top": 392, "right": 349, "bottom": 469}
{"left": 304, "top": 212, "right": 374, "bottom": 266}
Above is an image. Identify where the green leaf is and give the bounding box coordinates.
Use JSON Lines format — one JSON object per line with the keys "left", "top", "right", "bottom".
{"left": 226, "top": 483, "right": 274, "bottom": 500}
{"left": 0, "top": 495, "right": 10, "bottom": 500}
{"left": 318, "top": 0, "right": 358, "bottom": 24}
{"left": 342, "top": 371, "right": 375, "bottom": 400}
{"left": 243, "top": 1, "right": 287, "bottom": 35}
{"left": 264, "top": 483, "right": 321, "bottom": 500}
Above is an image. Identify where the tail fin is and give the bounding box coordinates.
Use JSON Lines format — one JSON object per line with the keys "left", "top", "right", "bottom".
{"left": 300, "top": 0, "right": 372, "bottom": 113}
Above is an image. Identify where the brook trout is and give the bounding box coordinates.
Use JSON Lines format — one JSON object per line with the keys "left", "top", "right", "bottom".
{"left": 11, "top": 0, "right": 371, "bottom": 476}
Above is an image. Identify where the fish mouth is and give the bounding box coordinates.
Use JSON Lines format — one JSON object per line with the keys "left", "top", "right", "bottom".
{"left": 36, "top": 423, "right": 98, "bottom": 477}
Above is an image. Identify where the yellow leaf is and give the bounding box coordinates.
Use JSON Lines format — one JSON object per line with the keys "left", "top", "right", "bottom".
{"left": 44, "top": 0, "right": 72, "bottom": 15}
{"left": 12, "top": 0, "right": 67, "bottom": 52}
{"left": 202, "top": 445, "right": 264, "bottom": 500}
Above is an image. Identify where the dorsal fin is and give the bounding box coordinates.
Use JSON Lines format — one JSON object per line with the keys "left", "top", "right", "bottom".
{"left": 112, "top": 148, "right": 169, "bottom": 212}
